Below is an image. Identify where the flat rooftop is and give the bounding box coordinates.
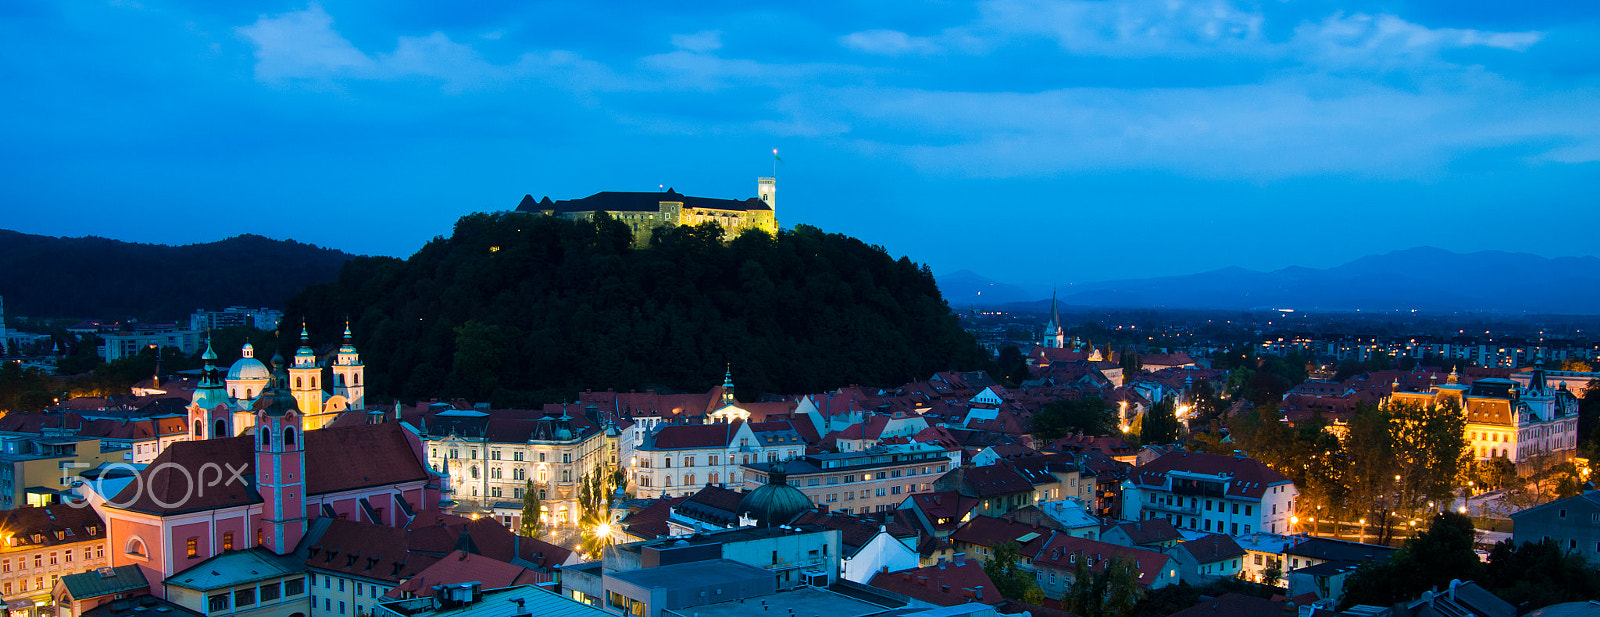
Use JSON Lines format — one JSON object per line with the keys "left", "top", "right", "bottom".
{"left": 607, "top": 559, "right": 771, "bottom": 589}
{"left": 662, "top": 586, "right": 887, "bottom": 617}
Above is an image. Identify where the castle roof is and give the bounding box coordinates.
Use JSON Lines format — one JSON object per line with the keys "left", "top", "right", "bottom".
{"left": 517, "top": 189, "right": 772, "bottom": 215}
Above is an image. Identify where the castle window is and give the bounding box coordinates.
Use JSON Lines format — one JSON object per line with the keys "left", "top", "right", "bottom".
{"left": 296, "top": 377, "right": 302, "bottom": 389}
{"left": 263, "top": 429, "right": 272, "bottom": 447}
{"left": 193, "top": 421, "right": 202, "bottom": 437}
{"left": 215, "top": 419, "right": 227, "bottom": 438}
{"left": 284, "top": 428, "right": 296, "bottom": 446}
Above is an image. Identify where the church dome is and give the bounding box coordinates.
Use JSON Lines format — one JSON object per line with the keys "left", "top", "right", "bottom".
{"left": 738, "top": 463, "right": 813, "bottom": 528}
{"left": 227, "top": 343, "right": 270, "bottom": 382}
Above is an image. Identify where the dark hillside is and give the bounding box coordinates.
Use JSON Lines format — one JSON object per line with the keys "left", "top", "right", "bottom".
{"left": 287, "top": 212, "right": 989, "bottom": 405}
{"left": 0, "top": 230, "right": 354, "bottom": 321}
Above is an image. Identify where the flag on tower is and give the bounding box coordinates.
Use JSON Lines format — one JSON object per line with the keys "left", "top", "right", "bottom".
{"left": 773, "top": 148, "right": 783, "bottom": 164}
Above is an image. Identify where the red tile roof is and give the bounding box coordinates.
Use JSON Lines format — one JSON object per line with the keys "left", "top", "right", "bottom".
{"left": 1177, "top": 534, "right": 1247, "bottom": 564}
{"left": 868, "top": 560, "right": 1001, "bottom": 606}
{"left": 1127, "top": 451, "right": 1292, "bottom": 500}
{"left": 110, "top": 422, "right": 431, "bottom": 515}
{"left": 648, "top": 423, "right": 737, "bottom": 450}
{"left": 1030, "top": 534, "right": 1175, "bottom": 589}
{"left": 387, "top": 551, "right": 548, "bottom": 598}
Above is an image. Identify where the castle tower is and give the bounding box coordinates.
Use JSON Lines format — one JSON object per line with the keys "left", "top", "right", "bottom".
{"left": 254, "top": 354, "right": 307, "bottom": 554}
{"left": 1044, "top": 290, "right": 1065, "bottom": 349}
{"left": 188, "top": 341, "right": 232, "bottom": 439}
{"left": 721, "top": 364, "right": 736, "bottom": 407}
{"left": 758, "top": 177, "right": 776, "bottom": 210}
{"left": 288, "top": 323, "right": 324, "bottom": 426}
{"left": 331, "top": 321, "right": 365, "bottom": 412}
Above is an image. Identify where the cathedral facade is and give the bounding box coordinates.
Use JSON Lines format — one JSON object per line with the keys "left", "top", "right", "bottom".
{"left": 192, "top": 324, "right": 364, "bottom": 440}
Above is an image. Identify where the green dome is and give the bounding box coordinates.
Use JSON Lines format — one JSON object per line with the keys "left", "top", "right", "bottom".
{"left": 738, "top": 463, "right": 813, "bottom": 528}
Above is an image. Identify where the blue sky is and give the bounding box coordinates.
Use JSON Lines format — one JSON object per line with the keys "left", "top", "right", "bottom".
{"left": 3, "top": 0, "right": 1597, "bottom": 287}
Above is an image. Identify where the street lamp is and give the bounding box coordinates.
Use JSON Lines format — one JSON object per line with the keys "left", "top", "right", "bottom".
{"left": 1358, "top": 518, "right": 1367, "bottom": 544}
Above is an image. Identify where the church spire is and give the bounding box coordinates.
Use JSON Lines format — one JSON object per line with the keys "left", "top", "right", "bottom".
{"left": 721, "top": 364, "right": 736, "bottom": 407}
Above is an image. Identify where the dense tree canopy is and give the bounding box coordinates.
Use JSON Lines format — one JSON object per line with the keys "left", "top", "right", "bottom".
{"left": 0, "top": 230, "right": 351, "bottom": 321}
{"left": 286, "top": 213, "right": 989, "bottom": 405}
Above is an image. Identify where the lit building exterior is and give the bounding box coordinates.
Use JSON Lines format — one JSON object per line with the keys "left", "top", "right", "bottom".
{"left": 742, "top": 443, "right": 958, "bottom": 515}
{"left": 629, "top": 414, "right": 804, "bottom": 501}
{"left": 417, "top": 407, "right": 615, "bottom": 527}
{"left": 0, "top": 505, "right": 110, "bottom": 617}
{"left": 206, "top": 326, "right": 365, "bottom": 438}
{"left": 91, "top": 358, "right": 442, "bottom": 598}
{"left": 515, "top": 178, "right": 778, "bottom": 246}
{"left": 0, "top": 437, "right": 123, "bottom": 510}
{"left": 1121, "top": 452, "right": 1300, "bottom": 536}
{"left": 1389, "top": 368, "right": 1579, "bottom": 465}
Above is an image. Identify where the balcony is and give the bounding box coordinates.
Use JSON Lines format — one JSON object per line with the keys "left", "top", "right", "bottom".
{"left": 1144, "top": 498, "right": 1201, "bottom": 515}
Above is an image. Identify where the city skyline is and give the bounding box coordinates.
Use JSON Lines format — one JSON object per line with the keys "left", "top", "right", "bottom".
{"left": 2, "top": 0, "right": 1597, "bottom": 288}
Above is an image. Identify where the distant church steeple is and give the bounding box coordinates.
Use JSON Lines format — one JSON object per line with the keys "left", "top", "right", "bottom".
{"left": 1044, "top": 289, "right": 1065, "bottom": 349}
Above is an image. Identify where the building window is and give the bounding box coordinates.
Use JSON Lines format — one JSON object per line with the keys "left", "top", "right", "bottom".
{"left": 234, "top": 588, "right": 256, "bottom": 607}
{"left": 222, "top": 533, "right": 234, "bottom": 551}
{"left": 285, "top": 578, "right": 305, "bottom": 596}
{"left": 261, "top": 582, "right": 281, "bottom": 602}
{"left": 185, "top": 538, "right": 198, "bottom": 558}
{"left": 209, "top": 594, "right": 230, "bottom": 613}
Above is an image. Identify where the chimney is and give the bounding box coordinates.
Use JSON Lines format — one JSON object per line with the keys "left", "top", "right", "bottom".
{"left": 974, "top": 586, "right": 983, "bottom": 600}
{"left": 918, "top": 576, "right": 929, "bottom": 587}
{"left": 953, "top": 552, "right": 965, "bottom": 565}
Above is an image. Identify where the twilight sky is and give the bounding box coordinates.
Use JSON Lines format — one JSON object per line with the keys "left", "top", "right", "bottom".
{"left": 3, "top": 0, "right": 1598, "bottom": 287}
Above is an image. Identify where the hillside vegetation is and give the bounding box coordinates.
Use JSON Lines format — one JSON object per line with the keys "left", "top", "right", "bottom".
{"left": 0, "top": 230, "right": 353, "bottom": 321}
{"left": 287, "top": 212, "right": 989, "bottom": 406}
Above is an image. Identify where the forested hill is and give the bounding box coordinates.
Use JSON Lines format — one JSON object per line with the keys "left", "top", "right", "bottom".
{"left": 286, "top": 212, "right": 990, "bottom": 406}
{"left": 0, "top": 230, "right": 355, "bottom": 321}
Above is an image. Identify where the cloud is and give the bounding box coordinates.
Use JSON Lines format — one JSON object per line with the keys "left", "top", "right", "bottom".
{"left": 670, "top": 30, "right": 723, "bottom": 53}
{"left": 840, "top": 29, "right": 943, "bottom": 56}
{"left": 975, "top": 0, "right": 1266, "bottom": 58}
{"left": 236, "top": 3, "right": 373, "bottom": 81}
{"left": 814, "top": 77, "right": 1600, "bottom": 180}
{"left": 1293, "top": 13, "right": 1543, "bottom": 67}
{"left": 236, "top": 4, "right": 622, "bottom": 92}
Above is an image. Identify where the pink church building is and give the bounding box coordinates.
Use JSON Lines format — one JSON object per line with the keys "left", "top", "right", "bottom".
{"left": 92, "top": 349, "right": 443, "bottom": 594}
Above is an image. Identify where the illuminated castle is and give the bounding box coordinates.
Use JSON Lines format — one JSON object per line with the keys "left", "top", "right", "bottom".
{"left": 516, "top": 177, "right": 778, "bottom": 245}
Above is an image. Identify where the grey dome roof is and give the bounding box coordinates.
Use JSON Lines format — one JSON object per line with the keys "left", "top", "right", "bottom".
{"left": 738, "top": 463, "right": 813, "bottom": 528}
{"left": 227, "top": 343, "right": 270, "bottom": 382}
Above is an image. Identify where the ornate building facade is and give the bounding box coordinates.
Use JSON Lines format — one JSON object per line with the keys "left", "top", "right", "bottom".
{"left": 515, "top": 178, "right": 779, "bottom": 245}
{"left": 1389, "top": 368, "right": 1579, "bottom": 466}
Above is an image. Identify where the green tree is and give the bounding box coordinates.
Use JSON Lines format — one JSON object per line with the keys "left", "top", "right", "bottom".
{"left": 1139, "top": 395, "right": 1180, "bottom": 445}
{"left": 1341, "top": 512, "right": 1482, "bottom": 609}
{"left": 997, "top": 346, "right": 1032, "bottom": 387}
{"left": 1386, "top": 398, "right": 1468, "bottom": 520}
{"left": 981, "top": 542, "right": 1045, "bottom": 603}
{"left": 520, "top": 480, "right": 542, "bottom": 538}
{"left": 1483, "top": 539, "right": 1600, "bottom": 610}
{"left": 1032, "top": 397, "right": 1116, "bottom": 440}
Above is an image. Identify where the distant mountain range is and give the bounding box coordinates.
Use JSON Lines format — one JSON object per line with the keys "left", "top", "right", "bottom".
{"left": 0, "top": 230, "right": 356, "bottom": 322}
{"left": 939, "top": 247, "right": 1600, "bottom": 314}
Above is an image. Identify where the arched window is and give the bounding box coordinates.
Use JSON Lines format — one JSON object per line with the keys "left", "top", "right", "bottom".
{"left": 262, "top": 429, "right": 272, "bottom": 447}
{"left": 125, "top": 537, "right": 147, "bottom": 557}
{"left": 663, "top": 475, "right": 674, "bottom": 487}
{"left": 337, "top": 374, "right": 345, "bottom": 386}
{"left": 686, "top": 474, "right": 696, "bottom": 486}
{"left": 284, "top": 427, "right": 296, "bottom": 447}
{"left": 470, "top": 466, "right": 479, "bottom": 479}
{"left": 214, "top": 419, "right": 227, "bottom": 439}
{"left": 193, "top": 421, "right": 202, "bottom": 437}
{"left": 709, "top": 472, "right": 719, "bottom": 485}
{"left": 295, "top": 377, "right": 302, "bottom": 389}
{"left": 354, "top": 374, "right": 360, "bottom": 385}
